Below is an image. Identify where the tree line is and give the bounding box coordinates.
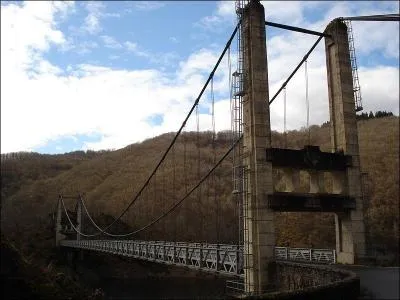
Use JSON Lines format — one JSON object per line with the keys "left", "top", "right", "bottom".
{"left": 356, "top": 110, "right": 394, "bottom": 120}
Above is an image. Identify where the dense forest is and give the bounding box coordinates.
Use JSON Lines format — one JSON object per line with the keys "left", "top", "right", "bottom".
{"left": 1, "top": 115, "right": 399, "bottom": 297}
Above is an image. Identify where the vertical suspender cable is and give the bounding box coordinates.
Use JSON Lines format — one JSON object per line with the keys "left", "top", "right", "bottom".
{"left": 211, "top": 77, "right": 219, "bottom": 243}
{"left": 283, "top": 86, "right": 287, "bottom": 148}
{"left": 80, "top": 24, "right": 240, "bottom": 237}
{"left": 153, "top": 173, "right": 157, "bottom": 240}
{"left": 139, "top": 189, "right": 142, "bottom": 240}
{"left": 184, "top": 130, "right": 187, "bottom": 196}
{"left": 305, "top": 60, "right": 310, "bottom": 144}
{"left": 162, "top": 165, "right": 166, "bottom": 239}
{"left": 173, "top": 144, "right": 177, "bottom": 242}
{"left": 196, "top": 103, "right": 203, "bottom": 242}
{"left": 183, "top": 126, "right": 188, "bottom": 241}
{"left": 144, "top": 186, "right": 148, "bottom": 241}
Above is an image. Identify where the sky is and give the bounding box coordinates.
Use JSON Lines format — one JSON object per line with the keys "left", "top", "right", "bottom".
{"left": 1, "top": 1, "right": 399, "bottom": 154}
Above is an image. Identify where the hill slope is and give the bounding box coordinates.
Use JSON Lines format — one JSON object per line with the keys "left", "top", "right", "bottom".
{"left": 1, "top": 117, "right": 398, "bottom": 263}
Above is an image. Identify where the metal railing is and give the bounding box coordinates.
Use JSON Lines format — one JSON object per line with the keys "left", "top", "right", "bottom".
{"left": 226, "top": 278, "right": 245, "bottom": 294}
{"left": 60, "top": 240, "right": 336, "bottom": 275}
{"left": 275, "top": 247, "right": 336, "bottom": 264}
{"left": 61, "top": 240, "right": 244, "bottom": 276}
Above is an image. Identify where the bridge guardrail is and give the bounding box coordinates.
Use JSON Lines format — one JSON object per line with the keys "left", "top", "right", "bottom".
{"left": 274, "top": 247, "right": 336, "bottom": 264}
{"left": 60, "top": 240, "right": 244, "bottom": 276}
{"left": 60, "top": 240, "right": 335, "bottom": 275}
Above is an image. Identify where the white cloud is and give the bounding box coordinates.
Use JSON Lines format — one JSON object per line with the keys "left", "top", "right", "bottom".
{"left": 217, "top": 1, "right": 236, "bottom": 18}
{"left": 81, "top": 1, "right": 121, "bottom": 35}
{"left": 262, "top": 1, "right": 304, "bottom": 24}
{"left": 124, "top": 41, "right": 179, "bottom": 66}
{"left": 100, "top": 35, "right": 122, "bottom": 49}
{"left": 178, "top": 49, "right": 219, "bottom": 80}
{"left": 133, "top": 1, "right": 165, "bottom": 11}
{"left": 358, "top": 66, "right": 399, "bottom": 115}
{"left": 124, "top": 41, "right": 150, "bottom": 58}
{"left": 1, "top": 1, "right": 399, "bottom": 154}
{"left": 84, "top": 14, "right": 99, "bottom": 34}
{"left": 0, "top": 0, "right": 230, "bottom": 153}
{"left": 169, "top": 36, "right": 179, "bottom": 43}
{"left": 352, "top": 20, "right": 399, "bottom": 59}
{"left": 263, "top": 1, "right": 399, "bottom": 132}
{"left": 195, "top": 1, "right": 236, "bottom": 31}
{"left": 83, "top": 2, "right": 104, "bottom": 34}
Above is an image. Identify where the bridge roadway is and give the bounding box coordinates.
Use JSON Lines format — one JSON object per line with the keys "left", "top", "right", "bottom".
{"left": 60, "top": 240, "right": 336, "bottom": 276}
{"left": 333, "top": 264, "right": 399, "bottom": 299}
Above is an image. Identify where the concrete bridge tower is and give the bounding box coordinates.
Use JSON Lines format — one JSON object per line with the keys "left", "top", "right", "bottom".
{"left": 325, "top": 19, "right": 366, "bottom": 264}
{"left": 240, "top": 0, "right": 275, "bottom": 294}
{"left": 239, "top": 2, "right": 367, "bottom": 294}
{"left": 55, "top": 195, "right": 66, "bottom": 246}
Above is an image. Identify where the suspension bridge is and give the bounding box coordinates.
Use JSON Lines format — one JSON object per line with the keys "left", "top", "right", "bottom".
{"left": 54, "top": 1, "right": 399, "bottom": 297}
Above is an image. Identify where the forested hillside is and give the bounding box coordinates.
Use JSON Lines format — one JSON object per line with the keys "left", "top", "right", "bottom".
{"left": 1, "top": 116, "right": 398, "bottom": 266}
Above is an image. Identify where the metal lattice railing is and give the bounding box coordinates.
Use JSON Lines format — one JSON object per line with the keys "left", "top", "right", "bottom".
{"left": 274, "top": 247, "right": 336, "bottom": 264}
{"left": 61, "top": 240, "right": 244, "bottom": 276}
{"left": 60, "top": 240, "right": 336, "bottom": 274}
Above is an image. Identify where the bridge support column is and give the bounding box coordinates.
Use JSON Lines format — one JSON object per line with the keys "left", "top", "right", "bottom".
{"left": 309, "top": 171, "right": 325, "bottom": 193}
{"left": 282, "top": 168, "right": 300, "bottom": 192}
{"left": 241, "top": 0, "right": 275, "bottom": 294}
{"left": 325, "top": 19, "right": 366, "bottom": 264}
{"left": 55, "top": 195, "right": 66, "bottom": 247}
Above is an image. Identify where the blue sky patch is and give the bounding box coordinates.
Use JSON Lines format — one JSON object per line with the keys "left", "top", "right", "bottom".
{"left": 33, "top": 133, "right": 103, "bottom": 154}
{"left": 146, "top": 113, "right": 164, "bottom": 126}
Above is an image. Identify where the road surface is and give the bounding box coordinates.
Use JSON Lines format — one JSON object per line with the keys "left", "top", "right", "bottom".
{"left": 336, "top": 265, "right": 399, "bottom": 299}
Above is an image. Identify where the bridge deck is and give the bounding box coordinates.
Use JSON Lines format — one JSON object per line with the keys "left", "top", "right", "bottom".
{"left": 60, "top": 240, "right": 336, "bottom": 275}
{"left": 61, "top": 240, "right": 244, "bottom": 276}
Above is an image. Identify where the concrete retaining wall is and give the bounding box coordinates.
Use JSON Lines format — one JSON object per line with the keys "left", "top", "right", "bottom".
{"left": 244, "top": 261, "right": 359, "bottom": 300}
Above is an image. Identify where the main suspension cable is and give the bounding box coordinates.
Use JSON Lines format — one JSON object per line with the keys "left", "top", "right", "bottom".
{"left": 68, "top": 135, "right": 242, "bottom": 237}
{"left": 269, "top": 35, "right": 323, "bottom": 105}
{"left": 77, "top": 22, "right": 241, "bottom": 236}
{"left": 60, "top": 196, "right": 97, "bottom": 237}
{"left": 73, "top": 136, "right": 242, "bottom": 238}
{"left": 114, "top": 136, "right": 242, "bottom": 237}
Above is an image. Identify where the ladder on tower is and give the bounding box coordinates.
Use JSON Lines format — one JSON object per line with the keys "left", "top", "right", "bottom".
{"left": 344, "top": 20, "right": 363, "bottom": 112}
{"left": 231, "top": 5, "right": 251, "bottom": 294}
{"left": 232, "top": 0, "right": 248, "bottom": 245}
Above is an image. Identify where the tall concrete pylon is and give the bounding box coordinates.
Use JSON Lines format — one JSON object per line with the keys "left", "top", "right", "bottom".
{"left": 76, "top": 195, "right": 82, "bottom": 241}
{"left": 241, "top": 0, "right": 275, "bottom": 294}
{"left": 325, "top": 19, "right": 366, "bottom": 264}
{"left": 55, "top": 195, "right": 66, "bottom": 246}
